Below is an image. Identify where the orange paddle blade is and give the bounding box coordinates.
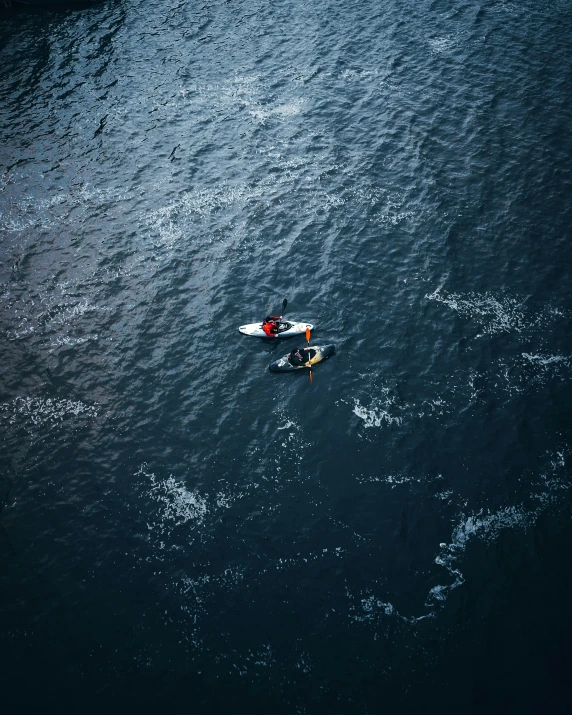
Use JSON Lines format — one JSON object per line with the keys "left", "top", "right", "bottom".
{"left": 305, "top": 327, "right": 311, "bottom": 343}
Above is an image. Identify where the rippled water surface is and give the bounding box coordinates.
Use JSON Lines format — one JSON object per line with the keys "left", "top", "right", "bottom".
{"left": 1, "top": 0, "right": 571, "bottom": 712}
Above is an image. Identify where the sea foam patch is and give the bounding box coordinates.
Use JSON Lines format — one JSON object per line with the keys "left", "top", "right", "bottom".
{"left": 346, "top": 587, "right": 435, "bottom": 627}
{"left": 521, "top": 352, "right": 570, "bottom": 368}
{"left": 136, "top": 464, "right": 207, "bottom": 537}
{"left": 426, "top": 286, "right": 569, "bottom": 337}
{"left": 426, "top": 505, "right": 533, "bottom": 605}
{"left": 249, "top": 99, "right": 306, "bottom": 123}
{"left": 427, "top": 447, "right": 570, "bottom": 609}
{"left": 0, "top": 396, "right": 99, "bottom": 426}
{"left": 49, "top": 334, "right": 99, "bottom": 350}
{"left": 346, "top": 448, "right": 570, "bottom": 622}
{"left": 146, "top": 182, "right": 272, "bottom": 247}
{"left": 466, "top": 351, "right": 571, "bottom": 400}
{"left": 0, "top": 182, "right": 129, "bottom": 233}
{"left": 351, "top": 386, "right": 406, "bottom": 430}
{"left": 427, "top": 36, "right": 458, "bottom": 55}
{"left": 426, "top": 287, "right": 528, "bottom": 335}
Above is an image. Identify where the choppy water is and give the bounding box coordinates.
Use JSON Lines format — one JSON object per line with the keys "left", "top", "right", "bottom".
{"left": 1, "top": 0, "right": 571, "bottom": 712}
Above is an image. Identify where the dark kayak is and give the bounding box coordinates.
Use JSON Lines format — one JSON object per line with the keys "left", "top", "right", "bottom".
{"left": 268, "top": 345, "right": 336, "bottom": 373}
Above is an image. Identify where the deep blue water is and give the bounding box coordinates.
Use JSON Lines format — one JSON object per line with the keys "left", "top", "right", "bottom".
{"left": 1, "top": 0, "right": 571, "bottom": 712}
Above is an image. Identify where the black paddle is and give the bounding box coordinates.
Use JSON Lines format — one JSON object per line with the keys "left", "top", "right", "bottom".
{"left": 266, "top": 298, "right": 287, "bottom": 319}
{"left": 277, "top": 298, "right": 288, "bottom": 328}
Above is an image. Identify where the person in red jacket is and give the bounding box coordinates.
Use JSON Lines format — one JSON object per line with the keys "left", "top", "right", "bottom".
{"left": 262, "top": 315, "right": 281, "bottom": 337}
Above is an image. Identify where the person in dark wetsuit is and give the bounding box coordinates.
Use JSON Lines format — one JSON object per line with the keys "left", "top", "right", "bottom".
{"left": 262, "top": 315, "right": 281, "bottom": 337}
{"left": 288, "top": 347, "right": 316, "bottom": 366}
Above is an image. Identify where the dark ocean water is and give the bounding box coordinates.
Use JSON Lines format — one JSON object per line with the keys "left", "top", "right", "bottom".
{"left": 1, "top": 0, "right": 571, "bottom": 712}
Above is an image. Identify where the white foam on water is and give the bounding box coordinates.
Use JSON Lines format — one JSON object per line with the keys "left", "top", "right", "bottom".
{"left": 0, "top": 191, "right": 64, "bottom": 231}
{"left": 467, "top": 352, "right": 572, "bottom": 398}
{"left": 272, "top": 546, "right": 346, "bottom": 572}
{"left": 215, "top": 490, "right": 244, "bottom": 510}
{"left": 149, "top": 475, "right": 207, "bottom": 526}
{"left": 426, "top": 502, "right": 546, "bottom": 607}
{"left": 49, "top": 334, "right": 99, "bottom": 349}
{"left": 356, "top": 472, "right": 421, "bottom": 489}
{"left": 426, "top": 286, "right": 529, "bottom": 335}
{"left": 532, "top": 481, "right": 569, "bottom": 507}
{"left": 47, "top": 300, "right": 102, "bottom": 326}
{"left": 373, "top": 209, "right": 414, "bottom": 225}
{"left": 351, "top": 186, "right": 416, "bottom": 226}
{"left": 522, "top": 352, "right": 570, "bottom": 367}
{"left": 353, "top": 397, "right": 403, "bottom": 428}
{"left": 455, "top": 505, "right": 532, "bottom": 545}
{"left": 344, "top": 387, "right": 450, "bottom": 428}
{"left": 347, "top": 449, "right": 570, "bottom": 623}
{"left": 348, "top": 382, "right": 453, "bottom": 433}
{"left": 147, "top": 182, "right": 272, "bottom": 247}
{"left": 531, "top": 449, "right": 570, "bottom": 507}
{"left": 323, "top": 193, "right": 346, "bottom": 208}
{"left": 428, "top": 36, "right": 457, "bottom": 54}
{"left": 179, "top": 73, "right": 307, "bottom": 132}
{"left": 416, "top": 397, "right": 451, "bottom": 418}
{"left": 277, "top": 424, "right": 308, "bottom": 449}
{"left": 490, "top": 0, "right": 525, "bottom": 16}
{"left": 6, "top": 322, "right": 36, "bottom": 340}
{"left": 358, "top": 595, "right": 395, "bottom": 620}
{"left": 339, "top": 68, "right": 381, "bottom": 81}
{"left": 136, "top": 464, "right": 207, "bottom": 536}
{"left": 249, "top": 99, "right": 306, "bottom": 122}
{"left": 4, "top": 279, "right": 111, "bottom": 345}
{"left": 427, "top": 287, "right": 570, "bottom": 338}
{"left": 72, "top": 184, "right": 128, "bottom": 207}
{"left": 0, "top": 396, "right": 99, "bottom": 426}
{"left": 346, "top": 587, "right": 435, "bottom": 626}
{"left": 0, "top": 182, "right": 129, "bottom": 233}
{"left": 351, "top": 185, "right": 387, "bottom": 206}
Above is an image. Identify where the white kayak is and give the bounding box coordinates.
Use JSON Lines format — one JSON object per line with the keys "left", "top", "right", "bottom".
{"left": 238, "top": 321, "right": 314, "bottom": 339}
{"left": 269, "top": 344, "right": 335, "bottom": 372}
